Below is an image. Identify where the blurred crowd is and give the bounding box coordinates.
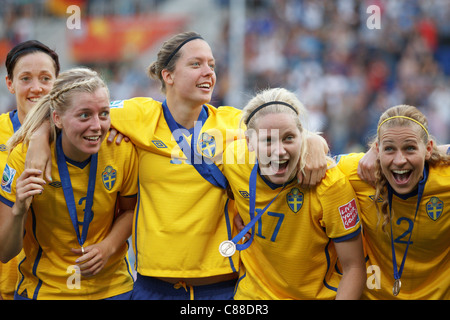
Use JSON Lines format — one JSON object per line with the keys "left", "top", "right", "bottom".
{"left": 1, "top": 0, "right": 449, "bottom": 154}
{"left": 215, "top": 0, "right": 450, "bottom": 153}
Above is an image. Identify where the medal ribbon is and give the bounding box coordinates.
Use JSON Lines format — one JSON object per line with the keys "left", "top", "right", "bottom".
{"left": 388, "top": 165, "right": 428, "bottom": 284}
{"left": 56, "top": 133, "right": 97, "bottom": 248}
{"left": 232, "top": 161, "right": 286, "bottom": 251}
{"left": 9, "top": 109, "right": 21, "bottom": 133}
{"left": 162, "top": 100, "right": 228, "bottom": 189}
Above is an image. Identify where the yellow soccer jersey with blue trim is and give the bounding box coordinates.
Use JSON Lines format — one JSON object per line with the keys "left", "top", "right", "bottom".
{"left": 223, "top": 141, "right": 362, "bottom": 299}
{"left": 0, "top": 110, "right": 24, "bottom": 300}
{"left": 337, "top": 153, "right": 450, "bottom": 300}
{"left": 110, "top": 97, "right": 242, "bottom": 278}
{"left": 0, "top": 139, "right": 138, "bottom": 300}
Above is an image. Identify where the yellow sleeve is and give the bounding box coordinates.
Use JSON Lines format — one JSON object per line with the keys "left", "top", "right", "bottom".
{"left": 317, "top": 167, "right": 362, "bottom": 241}
{"left": 0, "top": 145, "right": 27, "bottom": 205}
{"left": 110, "top": 97, "right": 163, "bottom": 149}
{"left": 335, "top": 153, "right": 365, "bottom": 177}
{"left": 117, "top": 142, "right": 139, "bottom": 197}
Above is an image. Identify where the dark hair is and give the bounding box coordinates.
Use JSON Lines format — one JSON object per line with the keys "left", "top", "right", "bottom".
{"left": 147, "top": 31, "right": 204, "bottom": 94}
{"left": 5, "top": 40, "right": 60, "bottom": 80}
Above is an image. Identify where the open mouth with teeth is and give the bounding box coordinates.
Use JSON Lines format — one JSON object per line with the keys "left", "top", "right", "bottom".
{"left": 392, "top": 169, "right": 412, "bottom": 184}
{"left": 197, "top": 83, "right": 211, "bottom": 89}
{"left": 28, "top": 97, "right": 41, "bottom": 103}
{"left": 270, "top": 159, "right": 289, "bottom": 174}
{"left": 84, "top": 136, "right": 101, "bottom": 142}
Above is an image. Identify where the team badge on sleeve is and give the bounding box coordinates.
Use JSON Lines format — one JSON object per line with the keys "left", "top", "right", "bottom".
{"left": 102, "top": 166, "right": 117, "bottom": 190}
{"left": 1, "top": 164, "right": 16, "bottom": 193}
{"left": 110, "top": 100, "right": 124, "bottom": 109}
{"left": 338, "top": 199, "right": 360, "bottom": 229}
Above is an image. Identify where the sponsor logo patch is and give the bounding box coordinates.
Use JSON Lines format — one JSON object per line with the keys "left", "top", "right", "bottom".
{"left": 338, "top": 199, "right": 360, "bottom": 230}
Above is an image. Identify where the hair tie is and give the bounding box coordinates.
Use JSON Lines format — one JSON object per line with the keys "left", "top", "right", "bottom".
{"left": 377, "top": 116, "right": 429, "bottom": 137}
{"left": 245, "top": 101, "right": 298, "bottom": 125}
{"left": 164, "top": 36, "right": 203, "bottom": 68}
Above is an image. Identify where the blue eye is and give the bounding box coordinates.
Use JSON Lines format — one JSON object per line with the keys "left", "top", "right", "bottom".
{"left": 100, "top": 111, "right": 110, "bottom": 118}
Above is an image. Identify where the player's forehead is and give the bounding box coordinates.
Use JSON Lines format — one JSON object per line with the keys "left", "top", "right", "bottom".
{"left": 178, "top": 39, "right": 215, "bottom": 62}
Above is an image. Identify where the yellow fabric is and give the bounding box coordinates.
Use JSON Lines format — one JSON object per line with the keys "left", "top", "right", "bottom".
{"left": 337, "top": 153, "right": 450, "bottom": 299}
{"left": 223, "top": 141, "right": 362, "bottom": 299}
{"left": 0, "top": 140, "right": 138, "bottom": 299}
{"left": 110, "top": 98, "right": 242, "bottom": 278}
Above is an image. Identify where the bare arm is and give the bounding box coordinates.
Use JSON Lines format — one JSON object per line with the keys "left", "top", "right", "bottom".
{"left": 357, "top": 145, "right": 377, "bottom": 186}
{"left": 0, "top": 169, "right": 45, "bottom": 262}
{"left": 25, "top": 120, "right": 52, "bottom": 182}
{"left": 298, "top": 132, "right": 328, "bottom": 187}
{"left": 334, "top": 233, "right": 366, "bottom": 300}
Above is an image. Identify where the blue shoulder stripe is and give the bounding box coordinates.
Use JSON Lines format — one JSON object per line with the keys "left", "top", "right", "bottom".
{"left": 333, "top": 226, "right": 362, "bottom": 243}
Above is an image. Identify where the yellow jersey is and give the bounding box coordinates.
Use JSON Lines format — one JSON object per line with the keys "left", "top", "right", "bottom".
{"left": 0, "top": 110, "right": 24, "bottom": 300}
{"left": 336, "top": 153, "right": 450, "bottom": 299}
{"left": 0, "top": 137, "right": 138, "bottom": 299}
{"left": 110, "top": 98, "right": 242, "bottom": 278}
{"left": 223, "top": 140, "right": 362, "bottom": 299}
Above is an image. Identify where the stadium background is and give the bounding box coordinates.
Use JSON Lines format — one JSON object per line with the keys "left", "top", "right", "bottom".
{"left": 0, "top": 0, "right": 449, "bottom": 156}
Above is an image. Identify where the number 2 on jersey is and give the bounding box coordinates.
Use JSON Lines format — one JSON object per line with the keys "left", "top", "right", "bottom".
{"left": 394, "top": 217, "right": 414, "bottom": 244}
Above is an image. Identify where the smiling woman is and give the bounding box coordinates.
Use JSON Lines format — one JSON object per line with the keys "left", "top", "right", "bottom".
{"left": 52, "top": 89, "right": 111, "bottom": 162}
{"left": 373, "top": 105, "right": 450, "bottom": 230}
{"left": 335, "top": 104, "right": 450, "bottom": 299}
{"left": 223, "top": 88, "right": 366, "bottom": 300}
{"left": 377, "top": 115, "right": 432, "bottom": 195}
{"left": 368, "top": 105, "right": 450, "bottom": 299}
{"left": 0, "top": 40, "right": 59, "bottom": 300}
{"left": 5, "top": 41, "right": 60, "bottom": 123}
{"left": 0, "top": 67, "right": 138, "bottom": 300}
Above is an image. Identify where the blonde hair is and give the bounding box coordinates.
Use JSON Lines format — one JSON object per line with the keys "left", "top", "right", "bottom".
{"left": 147, "top": 31, "right": 204, "bottom": 94}
{"left": 241, "top": 87, "right": 318, "bottom": 176}
{"left": 373, "top": 104, "right": 450, "bottom": 231}
{"left": 8, "top": 67, "right": 109, "bottom": 150}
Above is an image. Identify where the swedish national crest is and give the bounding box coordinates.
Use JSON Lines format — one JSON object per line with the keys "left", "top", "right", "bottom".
{"left": 287, "top": 188, "right": 303, "bottom": 213}
{"left": 198, "top": 132, "right": 216, "bottom": 158}
{"left": 102, "top": 166, "right": 117, "bottom": 190}
{"left": 426, "top": 197, "right": 443, "bottom": 221}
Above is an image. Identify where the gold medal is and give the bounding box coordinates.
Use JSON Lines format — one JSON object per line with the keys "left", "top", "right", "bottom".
{"left": 81, "top": 246, "right": 85, "bottom": 255}
{"left": 393, "top": 279, "right": 401, "bottom": 296}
